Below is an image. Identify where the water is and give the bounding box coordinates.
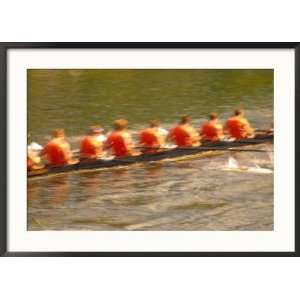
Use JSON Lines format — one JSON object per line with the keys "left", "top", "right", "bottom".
{"left": 28, "top": 69, "right": 273, "bottom": 230}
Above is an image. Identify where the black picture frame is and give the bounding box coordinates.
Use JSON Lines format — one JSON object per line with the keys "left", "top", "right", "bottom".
{"left": 0, "top": 42, "right": 299, "bottom": 257}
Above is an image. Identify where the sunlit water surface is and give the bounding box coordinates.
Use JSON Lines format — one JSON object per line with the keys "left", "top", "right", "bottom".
{"left": 28, "top": 69, "right": 273, "bottom": 230}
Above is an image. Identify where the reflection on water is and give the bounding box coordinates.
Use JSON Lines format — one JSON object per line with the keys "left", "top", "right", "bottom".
{"left": 27, "top": 69, "right": 273, "bottom": 230}
{"left": 28, "top": 147, "right": 273, "bottom": 231}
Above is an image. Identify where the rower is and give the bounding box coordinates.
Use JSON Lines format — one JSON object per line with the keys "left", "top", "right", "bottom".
{"left": 225, "top": 109, "right": 255, "bottom": 139}
{"left": 139, "top": 120, "right": 166, "bottom": 153}
{"left": 169, "top": 115, "right": 201, "bottom": 147}
{"left": 200, "top": 112, "right": 224, "bottom": 142}
{"left": 42, "top": 129, "right": 76, "bottom": 167}
{"left": 27, "top": 133, "right": 44, "bottom": 171}
{"left": 80, "top": 126, "right": 104, "bottom": 160}
{"left": 27, "top": 149, "right": 43, "bottom": 171}
{"left": 105, "top": 119, "right": 140, "bottom": 157}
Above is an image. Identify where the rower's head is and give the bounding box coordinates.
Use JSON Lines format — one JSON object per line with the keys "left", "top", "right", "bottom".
{"left": 180, "top": 115, "right": 192, "bottom": 124}
{"left": 52, "top": 129, "right": 65, "bottom": 138}
{"left": 234, "top": 109, "right": 244, "bottom": 117}
{"left": 113, "top": 119, "right": 128, "bottom": 131}
{"left": 149, "top": 119, "right": 160, "bottom": 128}
{"left": 88, "top": 125, "right": 103, "bottom": 136}
{"left": 209, "top": 112, "right": 218, "bottom": 120}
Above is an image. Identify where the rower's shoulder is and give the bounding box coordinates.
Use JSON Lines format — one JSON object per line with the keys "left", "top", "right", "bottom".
{"left": 139, "top": 128, "right": 150, "bottom": 134}
{"left": 239, "top": 117, "right": 250, "bottom": 124}
{"left": 121, "top": 131, "right": 132, "bottom": 138}
{"left": 226, "top": 116, "right": 235, "bottom": 122}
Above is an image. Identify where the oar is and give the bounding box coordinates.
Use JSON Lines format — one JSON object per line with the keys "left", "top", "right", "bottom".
{"left": 201, "top": 147, "right": 272, "bottom": 153}
{"left": 136, "top": 146, "right": 273, "bottom": 153}
{"left": 179, "top": 147, "right": 273, "bottom": 153}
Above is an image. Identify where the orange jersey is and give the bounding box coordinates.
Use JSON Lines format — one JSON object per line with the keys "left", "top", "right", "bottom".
{"left": 106, "top": 131, "right": 133, "bottom": 158}
{"left": 226, "top": 117, "right": 253, "bottom": 139}
{"left": 139, "top": 128, "right": 163, "bottom": 153}
{"left": 201, "top": 120, "right": 224, "bottom": 141}
{"left": 43, "top": 139, "right": 71, "bottom": 166}
{"left": 170, "top": 124, "right": 200, "bottom": 147}
{"left": 80, "top": 136, "right": 102, "bottom": 159}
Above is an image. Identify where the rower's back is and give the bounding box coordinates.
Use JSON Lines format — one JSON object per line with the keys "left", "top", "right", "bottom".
{"left": 201, "top": 112, "right": 224, "bottom": 142}
{"left": 80, "top": 126, "right": 103, "bottom": 159}
{"left": 42, "top": 129, "right": 72, "bottom": 166}
{"left": 170, "top": 115, "right": 200, "bottom": 147}
{"left": 139, "top": 120, "right": 165, "bottom": 153}
{"left": 226, "top": 110, "right": 255, "bottom": 139}
{"left": 105, "top": 119, "right": 136, "bottom": 157}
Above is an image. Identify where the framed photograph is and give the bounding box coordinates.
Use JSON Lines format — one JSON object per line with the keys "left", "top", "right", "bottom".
{"left": 0, "top": 43, "right": 298, "bottom": 256}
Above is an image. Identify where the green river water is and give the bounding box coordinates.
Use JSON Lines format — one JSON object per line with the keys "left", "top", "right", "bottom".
{"left": 28, "top": 69, "right": 273, "bottom": 230}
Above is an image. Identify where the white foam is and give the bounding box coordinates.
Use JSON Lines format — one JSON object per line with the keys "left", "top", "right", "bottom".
{"left": 226, "top": 156, "right": 239, "bottom": 169}
{"left": 222, "top": 156, "right": 273, "bottom": 174}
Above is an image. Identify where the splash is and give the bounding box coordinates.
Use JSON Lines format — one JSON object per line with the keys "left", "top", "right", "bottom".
{"left": 223, "top": 156, "right": 273, "bottom": 174}
{"left": 226, "top": 156, "right": 239, "bottom": 169}
{"left": 246, "top": 165, "right": 273, "bottom": 174}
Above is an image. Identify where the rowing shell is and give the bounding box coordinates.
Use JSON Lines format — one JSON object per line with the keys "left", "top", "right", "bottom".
{"left": 28, "top": 133, "right": 273, "bottom": 179}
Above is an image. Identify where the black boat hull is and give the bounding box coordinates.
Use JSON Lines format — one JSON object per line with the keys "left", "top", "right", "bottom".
{"left": 28, "top": 134, "right": 273, "bottom": 178}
